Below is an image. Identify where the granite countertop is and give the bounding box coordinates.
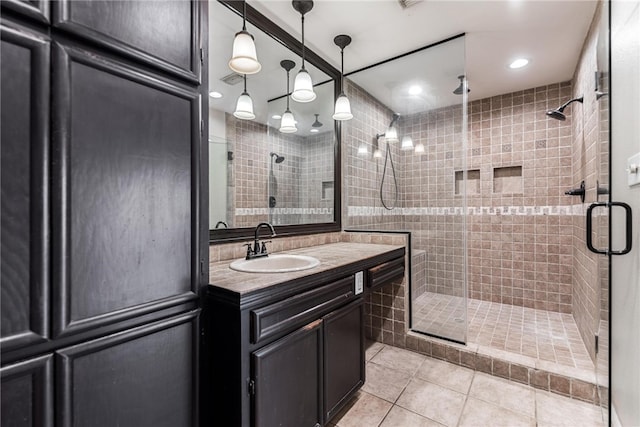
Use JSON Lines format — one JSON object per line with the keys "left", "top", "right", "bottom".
{"left": 208, "top": 242, "right": 404, "bottom": 295}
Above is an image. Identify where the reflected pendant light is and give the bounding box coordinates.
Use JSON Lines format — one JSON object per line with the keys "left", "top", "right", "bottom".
{"left": 233, "top": 75, "right": 255, "bottom": 120}
{"left": 415, "top": 142, "right": 425, "bottom": 154}
{"left": 333, "top": 34, "right": 353, "bottom": 120}
{"left": 401, "top": 136, "right": 414, "bottom": 151}
{"left": 291, "top": 1, "right": 316, "bottom": 103}
{"left": 385, "top": 126, "right": 399, "bottom": 143}
{"left": 279, "top": 60, "right": 298, "bottom": 133}
{"left": 229, "top": 0, "right": 261, "bottom": 74}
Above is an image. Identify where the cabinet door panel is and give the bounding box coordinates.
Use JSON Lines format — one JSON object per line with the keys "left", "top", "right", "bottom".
{"left": 1, "top": 0, "right": 50, "bottom": 23}
{"left": 1, "top": 23, "right": 50, "bottom": 351}
{"left": 57, "top": 310, "right": 199, "bottom": 427}
{"left": 53, "top": 0, "right": 199, "bottom": 82}
{"left": 52, "top": 43, "right": 200, "bottom": 337}
{"left": 1, "top": 354, "right": 53, "bottom": 426}
{"left": 323, "top": 298, "right": 365, "bottom": 423}
{"left": 252, "top": 319, "right": 323, "bottom": 427}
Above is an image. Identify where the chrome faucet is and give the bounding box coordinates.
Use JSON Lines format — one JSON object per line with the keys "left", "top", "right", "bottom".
{"left": 244, "top": 222, "right": 276, "bottom": 260}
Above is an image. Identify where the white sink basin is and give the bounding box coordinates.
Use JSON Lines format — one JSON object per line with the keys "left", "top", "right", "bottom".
{"left": 229, "top": 254, "right": 320, "bottom": 273}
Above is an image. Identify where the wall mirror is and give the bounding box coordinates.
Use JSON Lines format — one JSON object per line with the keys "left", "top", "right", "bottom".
{"left": 208, "top": 0, "right": 341, "bottom": 242}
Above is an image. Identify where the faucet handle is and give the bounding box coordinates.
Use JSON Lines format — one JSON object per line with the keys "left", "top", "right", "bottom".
{"left": 243, "top": 243, "right": 253, "bottom": 259}
{"left": 260, "top": 241, "right": 272, "bottom": 254}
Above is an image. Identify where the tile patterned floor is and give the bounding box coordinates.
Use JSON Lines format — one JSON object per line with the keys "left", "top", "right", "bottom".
{"left": 412, "top": 293, "right": 595, "bottom": 372}
{"left": 329, "top": 342, "right": 606, "bottom": 427}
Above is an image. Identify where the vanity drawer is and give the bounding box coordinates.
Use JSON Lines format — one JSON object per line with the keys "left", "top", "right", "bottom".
{"left": 250, "top": 276, "right": 355, "bottom": 344}
{"left": 367, "top": 256, "right": 405, "bottom": 290}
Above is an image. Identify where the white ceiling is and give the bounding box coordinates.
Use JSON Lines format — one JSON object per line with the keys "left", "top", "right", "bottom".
{"left": 247, "top": 0, "right": 599, "bottom": 111}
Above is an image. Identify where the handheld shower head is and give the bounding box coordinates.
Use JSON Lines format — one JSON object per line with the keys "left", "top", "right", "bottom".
{"left": 270, "top": 152, "right": 285, "bottom": 163}
{"left": 546, "top": 96, "right": 584, "bottom": 121}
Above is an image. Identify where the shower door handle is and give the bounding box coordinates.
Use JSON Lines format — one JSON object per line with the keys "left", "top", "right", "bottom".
{"left": 586, "top": 201, "right": 633, "bottom": 255}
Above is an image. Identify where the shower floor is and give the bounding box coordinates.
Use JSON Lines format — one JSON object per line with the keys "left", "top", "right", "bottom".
{"left": 412, "top": 292, "right": 595, "bottom": 373}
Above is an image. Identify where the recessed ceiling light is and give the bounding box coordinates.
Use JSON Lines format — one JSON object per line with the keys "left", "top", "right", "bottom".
{"left": 408, "top": 85, "right": 422, "bottom": 95}
{"left": 509, "top": 58, "right": 529, "bottom": 69}
{"left": 272, "top": 114, "right": 282, "bottom": 120}
{"left": 209, "top": 91, "right": 223, "bottom": 98}
{"left": 310, "top": 128, "right": 319, "bottom": 133}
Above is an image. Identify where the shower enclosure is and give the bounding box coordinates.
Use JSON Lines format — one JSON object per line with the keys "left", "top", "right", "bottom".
{"left": 346, "top": 35, "right": 468, "bottom": 343}
{"left": 345, "top": 11, "right": 611, "bottom": 417}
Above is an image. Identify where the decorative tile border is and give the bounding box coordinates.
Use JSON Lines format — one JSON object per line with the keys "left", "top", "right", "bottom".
{"left": 348, "top": 204, "right": 589, "bottom": 217}
{"left": 235, "top": 207, "right": 333, "bottom": 215}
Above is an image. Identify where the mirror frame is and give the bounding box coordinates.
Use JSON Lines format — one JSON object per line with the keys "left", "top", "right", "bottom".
{"left": 209, "top": 0, "right": 343, "bottom": 243}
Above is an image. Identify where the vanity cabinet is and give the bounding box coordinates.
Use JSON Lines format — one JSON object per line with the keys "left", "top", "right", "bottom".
{"left": 204, "top": 244, "right": 404, "bottom": 427}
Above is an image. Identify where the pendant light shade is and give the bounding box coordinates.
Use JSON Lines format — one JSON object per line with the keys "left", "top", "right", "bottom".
{"left": 401, "top": 136, "right": 414, "bottom": 150}
{"left": 291, "top": 1, "right": 316, "bottom": 103}
{"left": 357, "top": 144, "right": 369, "bottom": 155}
{"left": 333, "top": 34, "right": 353, "bottom": 121}
{"left": 333, "top": 94, "right": 353, "bottom": 121}
{"left": 415, "top": 142, "right": 425, "bottom": 153}
{"left": 385, "top": 126, "right": 399, "bottom": 143}
{"left": 373, "top": 147, "right": 383, "bottom": 158}
{"left": 229, "top": 31, "right": 261, "bottom": 74}
{"left": 279, "top": 110, "right": 297, "bottom": 133}
{"left": 229, "top": 1, "right": 261, "bottom": 75}
{"left": 291, "top": 69, "right": 316, "bottom": 102}
{"left": 233, "top": 75, "right": 255, "bottom": 120}
{"left": 279, "top": 59, "right": 297, "bottom": 134}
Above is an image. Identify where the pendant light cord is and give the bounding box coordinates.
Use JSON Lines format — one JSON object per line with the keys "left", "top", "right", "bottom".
{"left": 340, "top": 48, "right": 344, "bottom": 93}
{"left": 243, "top": 74, "right": 247, "bottom": 93}
{"left": 380, "top": 142, "right": 398, "bottom": 210}
{"left": 242, "top": 0, "right": 247, "bottom": 31}
{"left": 286, "top": 70, "right": 290, "bottom": 109}
{"left": 301, "top": 15, "right": 306, "bottom": 68}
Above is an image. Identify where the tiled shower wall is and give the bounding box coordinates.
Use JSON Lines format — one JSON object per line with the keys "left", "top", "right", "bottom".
{"left": 570, "top": 2, "right": 606, "bottom": 363}
{"left": 345, "top": 80, "right": 576, "bottom": 312}
{"left": 342, "top": 80, "right": 404, "bottom": 231}
{"left": 224, "top": 113, "right": 334, "bottom": 227}
{"left": 463, "top": 85, "right": 575, "bottom": 312}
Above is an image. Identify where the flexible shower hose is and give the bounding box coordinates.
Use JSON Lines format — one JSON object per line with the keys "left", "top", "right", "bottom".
{"left": 380, "top": 142, "right": 399, "bottom": 210}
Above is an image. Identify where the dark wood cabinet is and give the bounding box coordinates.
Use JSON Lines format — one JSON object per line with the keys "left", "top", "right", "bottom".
{"left": 1, "top": 354, "right": 53, "bottom": 427}
{"left": 1, "top": 0, "right": 50, "bottom": 23}
{"left": 56, "top": 311, "right": 199, "bottom": 427}
{"left": 323, "top": 299, "right": 365, "bottom": 422}
{"left": 252, "top": 319, "right": 324, "bottom": 427}
{"left": 53, "top": 0, "right": 200, "bottom": 82}
{"left": 1, "top": 0, "right": 206, "bottom": 424}
{"left": 0, "top": 21, "right": 50, "bottom": 352}
{"left": 204, "top": 247, "right": 405, "bottom": 426}
{"left": 51, "top": 42, "right": 200, "bottom": 338}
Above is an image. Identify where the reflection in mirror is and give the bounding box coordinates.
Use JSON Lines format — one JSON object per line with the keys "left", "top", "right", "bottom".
{"left": 208, "top": 0, "right": 336, "bottom": 235}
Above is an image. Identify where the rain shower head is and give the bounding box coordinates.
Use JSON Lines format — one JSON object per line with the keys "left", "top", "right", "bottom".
{"left": 453, "top": 75, "right": 470, "bottom": 95}
{"left": 546, "top": 96, "right": 584, "bottom": 121}
{"left": 270, "top": 152, "right": 285, "bottom": 163}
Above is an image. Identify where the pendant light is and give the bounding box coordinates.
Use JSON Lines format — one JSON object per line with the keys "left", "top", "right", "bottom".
{"left": 233, "top": 75, "right": 255, "bottom": 120}
{"left": 415, "top": 142, "right": 425, "bottom": 154}
{"left": 291, "top": 1, "right": 316, "bottom": 103}
{"left": 279, "top": 60, "right": 297, "bottom": 133}
{"left": 229, "top": 0, "right": 261, "bottom": 75}
{"left": 385, "top": 125, "right": 399, "bottom": 143}
{"left": 332, "top": 34, "right": 353, "bottom": 120}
